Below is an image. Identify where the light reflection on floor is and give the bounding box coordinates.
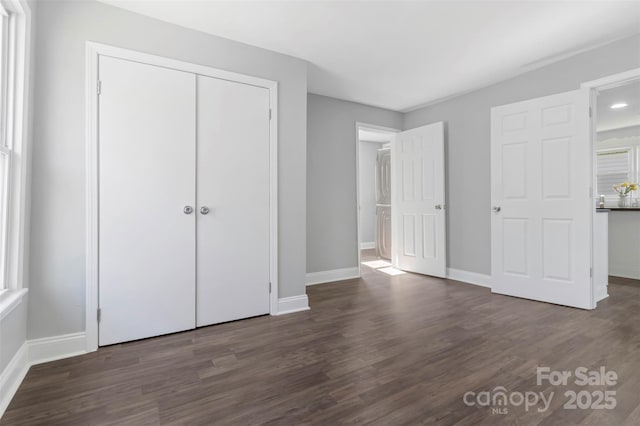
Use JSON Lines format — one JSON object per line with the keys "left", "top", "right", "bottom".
{"left": 376, "top": 266, "right": 406, "bottom": 276}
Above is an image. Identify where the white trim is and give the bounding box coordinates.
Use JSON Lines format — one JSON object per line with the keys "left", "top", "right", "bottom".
{"left": 581, "top": 68, "right": 640, "bottom": 90}
{"left": 0, "top": 332, "right": 87, "bottom": 418}
{"left": 582, "top": 67, "right": 640, "bottom": 310}
{"left": 360, "top": 242, "right": 375, "bottom": 250}
{"left": 275, "top": 295, "right": 309, "bottom": 315}
{"left": 1, "top": 0, "right": 31, "bottom": 295}
{"left": 27, "top": 332, "right": 87, "bottom": 365}
{"left": 609, "top": 267, "right": 640, "bottom": 281}
{"left": 85, "top": 42, "right": 279, "bottom": 352}
{"left": 306, "top": 267, "right": 360, "bottom": 286}
{"left": 595, "top": 288, "right": 609, "bottom": 303}
{"left": 0, "top": 342, "right": 28, "bottom": 417}
{"left": 446, "top": 268, "right": 492, "bottom": 288}
{"left": 0, "top": 287, "right": 25, "bottom": 320}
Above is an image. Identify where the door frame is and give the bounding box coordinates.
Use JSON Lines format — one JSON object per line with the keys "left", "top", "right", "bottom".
{"left": 354, "top": 122, "right": 400, "bottom": 275}
{"left": 581, "top": 67, "right": 640, "bottom": 306}
{"left": 85, "top": 42, "right": 279, "bottom": 352}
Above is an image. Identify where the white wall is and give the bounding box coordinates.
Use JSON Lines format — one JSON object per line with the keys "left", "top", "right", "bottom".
{"left": 307, "top": 94, "right": 402, "bottom": 274}
{"left": 358, "top": 141, "right": 383, "bottom": 246}
{"left": 404, "top": 34, "right": 640, "bottom": 276}
{"left": 28, "top": 0, "right": 307, "bottom": 340}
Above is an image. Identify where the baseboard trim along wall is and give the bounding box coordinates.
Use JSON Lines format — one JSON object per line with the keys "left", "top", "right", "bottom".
{"left": 446, "top": 268, "right": 492, "bottom": 288}
{"left": 0, "top": 332, "right": 88, "bottom": 418}
{"left": 609, "top": 266, "right": 640, "bottom": 281}
{"left": 359, "top": 242, "right": 375, "bottom": 250}
{"left": 276, "top": 295, "right": 310, "bottom": 315}
{"left": 0, "top": 344, "right": 28, "bottom": 417}
{"left": 306, "top": 267, "right": 360, "bottom": 286}
{"left": 595, "top": 288, "right": 609, "bottom": 303}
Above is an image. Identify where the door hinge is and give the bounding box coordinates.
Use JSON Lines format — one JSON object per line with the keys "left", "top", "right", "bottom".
{"left": 269, "top": 282, "right": 272, "bottom": 293}
{"left": 97, "top": 308, "right": 101, "bottom": 322}
{"left": 97, "top": 80, "right": 102, "bottom": 96}
{"left": 590, "top": 268, "right": 593, "bottom": 278}
{"left": 269, "top": 109, "right": 272, "bottom": 120}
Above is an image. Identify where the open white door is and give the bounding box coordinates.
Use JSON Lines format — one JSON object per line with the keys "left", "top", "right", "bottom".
{"left": 491, "top": 89, "right": 593, "bottom": 309}
{"left": 391, "top": 122, "right": 446, "bottom": 277}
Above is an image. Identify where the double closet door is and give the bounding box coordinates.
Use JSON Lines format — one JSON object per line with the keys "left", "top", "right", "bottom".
{"left": 98, "top": 56, "right": 271, "bottom": 346}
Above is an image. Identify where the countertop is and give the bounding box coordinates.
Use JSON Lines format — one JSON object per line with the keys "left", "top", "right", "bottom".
{"left": 596, "top": 207, "right": 640, "bottom": 212}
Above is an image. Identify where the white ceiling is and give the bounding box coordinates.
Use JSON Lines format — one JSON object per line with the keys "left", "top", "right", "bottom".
{"left": 597, "top": 80, "right": 640, "bottom": 132}
{"left": 100, "top": 1, "right": 640, "bottom": 112}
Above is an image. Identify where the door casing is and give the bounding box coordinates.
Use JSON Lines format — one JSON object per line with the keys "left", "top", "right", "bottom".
{"left": 581, "top": 67, "right": 640, "bottom": 307}
{"left": 354, "top": 122, "right": 399, "bottom": 276}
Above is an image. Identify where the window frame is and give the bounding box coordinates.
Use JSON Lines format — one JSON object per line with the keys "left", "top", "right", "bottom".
{"left": 595, "top": 146, "right": 636, "bottom": 202}
{"left": 0, "top": 0, "right": 31, "bottom": 303}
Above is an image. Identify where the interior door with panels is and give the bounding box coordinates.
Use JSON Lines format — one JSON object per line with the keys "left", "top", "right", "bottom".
{"left": 391, "top": 122, "right": 446, "bottom": 277}
{"left": 98, "top": 56, "right": 197, "bottom": 345}
{"left": 196, "top": 75, "right": 271, "bottom": 327}
{"left": 491, "top": 89, "right": 592, "bottom": 309}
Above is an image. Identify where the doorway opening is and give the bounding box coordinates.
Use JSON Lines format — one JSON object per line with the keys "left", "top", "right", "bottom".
{"left": 585, "top": 70, "right": 640, "bottom": 306}
{"left": 355, "top": 123, "right": 399, "bottom": 276}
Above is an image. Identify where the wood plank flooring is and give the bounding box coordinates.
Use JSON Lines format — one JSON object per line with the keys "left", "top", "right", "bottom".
{"left": 3, "top": 263, "right": 640, "bottom": 425}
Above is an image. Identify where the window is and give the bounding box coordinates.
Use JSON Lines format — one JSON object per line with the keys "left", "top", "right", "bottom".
{"left": 0, "top": 3, "right": 11, "bottom": 291}
{"left": 0, "top": 0, "right": 29, "bottom": 295}
{"left": 596, "top": 148, "right": 633, "bottom": 198}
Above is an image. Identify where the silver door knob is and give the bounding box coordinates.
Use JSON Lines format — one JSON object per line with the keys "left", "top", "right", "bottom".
{"left": 492, "top": 206, "right": 501, "bottom": 212}
{"left": 183, "top": 206, "right": 194, "bottom": 215}
{"left": 435, "top": 204, "right": 442, "bottom": 210}
{"left": 200, "top": 206, "right": 210, "bottom": 215}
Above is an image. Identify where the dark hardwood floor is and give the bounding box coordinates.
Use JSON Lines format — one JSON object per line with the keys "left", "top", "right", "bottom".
{"left": 3, "top": 261, "right": 640, "bottom": 425}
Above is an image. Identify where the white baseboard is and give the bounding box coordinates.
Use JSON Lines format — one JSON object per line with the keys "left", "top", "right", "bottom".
{"left": 28, "top": 332, "right": 87, "bottom": 365}
{"left": 275, "top": 295, "right": 310, "bottom": 315}
{"left": 595, "top": 288, "right": 609, "bottom": 303}
{"left": 446, "top": 268, "right": 491, "bottom": 288}
{"left": 0, "top": 343, "right": 29, "bottom": 417}
{"left": 0, "top": 332, "right": 87, "bottom": 418}
{"left": 609, "top": 266, "right": 640, "bottom": 281}
{"left": 306, "top": 267, "right": 360, "bottom": 286}
{"left": 360, "top": 242, "right": 375, "bottom": 250}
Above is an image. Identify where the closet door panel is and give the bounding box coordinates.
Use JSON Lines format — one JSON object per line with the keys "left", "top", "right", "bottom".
{"left": 197, "top": 75, "right": 270, "bottom": 326}
{"left": 99, "top": 56, "right": 196, "bottom": 345}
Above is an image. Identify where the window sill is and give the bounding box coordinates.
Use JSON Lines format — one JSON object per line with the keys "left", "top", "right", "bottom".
{"left": 0, "top": 288, "right": 28, "bottom": 320}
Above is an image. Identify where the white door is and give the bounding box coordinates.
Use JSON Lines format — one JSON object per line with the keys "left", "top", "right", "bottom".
{"left": 491, "top": 89, "right": 593, "bottom": 309}
{"left": 99, "top": 56, "right": 197, "bottom": 345}
{"left": 196, "top": 75, "right": 271, "bottom": 327}
{"left": 392, "top": 122, "right": 446, "bottom": 277}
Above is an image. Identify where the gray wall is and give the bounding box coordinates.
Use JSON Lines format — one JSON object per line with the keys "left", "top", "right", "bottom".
{"left": 404, "top": 34, "right": 640, "bottom": 276}
{"left": 28, "top": 0, "right": 307, "bottom": 339}
{"left": 307, "top": 94, "right": 402, "bottom": 273}
{"left": 358, "top": 141, "right": 383, "bottom": 245}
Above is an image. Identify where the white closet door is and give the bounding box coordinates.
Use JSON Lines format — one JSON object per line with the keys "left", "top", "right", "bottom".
{"left": 99, "top": 56, "right": 196, "bottom": 345}
{"left": 196, "top": 75, "right": 270, "bottom": 327}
